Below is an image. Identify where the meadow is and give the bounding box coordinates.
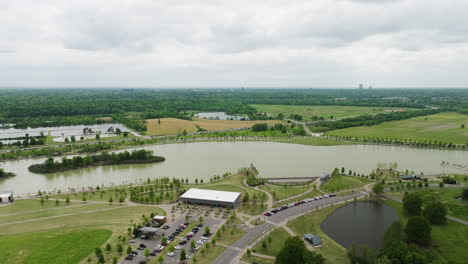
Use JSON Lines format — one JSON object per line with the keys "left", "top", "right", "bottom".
{"left": 251, "top": 104, "right": 411, "bottom": 120}
{"left": 321, "top": 175, "right": 372, "bottom": 193}
{"left": 329, "top": 112, "right": 468, "bottom": 144}
{"left": 145, "top": 117, "right": 281, "bottom": 135}
{"left": 252, "top": 227, "right": 291, "bottom": 256}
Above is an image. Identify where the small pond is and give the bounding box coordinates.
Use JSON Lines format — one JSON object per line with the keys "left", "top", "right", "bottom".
{"left": 195, "top": 112, "right": 249, "bottom": 120}
{"left": 321, "top": 200, "right": 398, "bottom": 249}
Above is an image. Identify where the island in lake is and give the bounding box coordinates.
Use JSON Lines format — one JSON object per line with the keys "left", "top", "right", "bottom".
{"left": 0, "top": 168, "right": 16, "bottom": 179}
{"left": 28, "top": 149, "right": 165, "bottom": 174}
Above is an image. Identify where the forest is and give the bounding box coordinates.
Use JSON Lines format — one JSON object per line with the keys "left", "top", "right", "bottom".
{"left": 0, "top": 88, "right": 466, "bottom": 132}
{"left": 28, "top": 149, "right": 165, "bottom": 173}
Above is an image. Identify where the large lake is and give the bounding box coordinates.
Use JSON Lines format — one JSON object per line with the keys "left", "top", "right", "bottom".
{"left": 0, "top": 141, "right": 467, "bottom": 195}
{"left": 321, "top": 201, "right": 398, "bottom": 249}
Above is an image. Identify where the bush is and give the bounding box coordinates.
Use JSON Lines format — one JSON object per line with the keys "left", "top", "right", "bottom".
{"left": 423, "top": 201, "right": 447, "bottom": 225}
{"left": 402, "top": 193, "right": 423, "bottom": 216}
{"left": 251, "top": 123, "right": 268, "bottom": 132}
{"left": 405, "top": 216, "right": 432, "bottom": 246}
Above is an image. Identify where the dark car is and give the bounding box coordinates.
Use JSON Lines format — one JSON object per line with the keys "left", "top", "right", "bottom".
{"left": 139, "top": 243, "right": 147, "bottom": 248}
{"left": 162, "top": 225, "right": 170, "bottom": 229}
{"left": 150, "top": 252, "right": 157, "bottom": 256}
{"left": 179, "top": 240, "right": 188, "bottom": 245}
{"left": 139, "top": 261, "right": 147, "bottom": 264}
{"left": 197, "top": 223, "right": 203, "bottom": 227}
{"left": 132, "top": 251, "right": 138, "bottom": 256}
{"left": 125, "top": 255, "right": 134, "bottom": 260}
{"left": 263, "top": 212, "right": 271, "bottom": 216}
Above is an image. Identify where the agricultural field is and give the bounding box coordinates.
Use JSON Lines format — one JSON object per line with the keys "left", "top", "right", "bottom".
{"left": 287, "top": 204, "right": 349, "bottom": 264}
{"left": 386, "top": 188, "right": 468, "bottom": 221}
{"left": 321, "top": 175, "right": 373, "bottom": 193}
{"left": 329, "top": 112, "right": 468, "bottom": 144}
{"left": 251, "top": 104, "right": 411, "bottom": 120}
{"left": 145, "top": 117, "right": 281, "bottom": 135}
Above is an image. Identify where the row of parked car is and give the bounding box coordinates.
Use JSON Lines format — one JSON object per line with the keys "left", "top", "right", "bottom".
{"left": 263, "top": 194, "right": 336, "bottom": 217}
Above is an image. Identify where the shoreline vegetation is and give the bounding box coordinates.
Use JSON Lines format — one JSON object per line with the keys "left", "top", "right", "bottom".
{"left": 0, "top": 168, "right": 15, "bottom": 179}
{"left": 27, "top": 149, "right": 165, "bottom": 174}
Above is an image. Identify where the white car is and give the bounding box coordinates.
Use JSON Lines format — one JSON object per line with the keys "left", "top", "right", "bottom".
{"left": 167, "top": 252, "right": 175, "bottom": 257}
{"left": 175, "top": 246, "right": 182, "bottom": 250}
{"left": 187, "top": 255, "right": 192, "bottom": 259}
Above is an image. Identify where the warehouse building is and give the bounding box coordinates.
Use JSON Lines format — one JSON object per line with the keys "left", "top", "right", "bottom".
{"left": 179, "top": 188, "right": 241, "bottom": 208}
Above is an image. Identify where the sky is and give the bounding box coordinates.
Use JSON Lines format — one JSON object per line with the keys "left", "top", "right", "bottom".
{"left": 1, "top": 0, "right": 468, "bottom": 88}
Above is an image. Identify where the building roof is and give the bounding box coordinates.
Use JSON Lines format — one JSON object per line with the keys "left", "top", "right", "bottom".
{"left": 312, "top": 236, "right": 322, "bottom": 246}
{"left": 180, "top": 188, "right": 241, "bottom": 203}
{"left": 0, "top": 191, "right": 13, "bottom": 198}
{"left": 304, "top": 234, "right": 314, "bottom": 240}
{"left": 400, "top": 174, "right": 416, "bottom": 179}
{"left": 153, "top": 215, "right": 166, "bottom": 220}
{"left": 139, "top": 227, "right": 160, "bottom": 233}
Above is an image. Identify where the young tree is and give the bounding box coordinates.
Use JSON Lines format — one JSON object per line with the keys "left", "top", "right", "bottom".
{"left": 262, "top": 240, "right": 267, "bottom": 249}
{"left": 180, "top": 249, "right": 187, "bottom": 261}
{"left": 246, "top": 248, "right": 251, "bottom": 257}
{"left": 191, "top": 240, "right": 196, "bottom": 251}
{"left": 205, "top": 226, "right": 211, "bottom": 234}
{"left": 117, "top": 244, "right": 123, "bottom": 255}
{"left": 106, "top": 243, "right": 112, "bottom": 252}
{"left": 126, "top": 245, "right": 132, "bottom": 254}
{"left": 157, "top": 255, "right": 164, "bottom": 264}
{"left": 372, "top": 183, "right": 384, "bottom": 195}
{"left": 405, "top": 216, "right": 432, "bottom": 246}
{"left": 112, "top": 256, "right": 118, "bottom": 264}
{"left": 144, "top": 248, "right": 150, "bottom": 258}
{"left": 423, "top": 201, "right": 447, "bottom": 225}
{"left": 402, "top": 193, "right": 423, "bottom": 216}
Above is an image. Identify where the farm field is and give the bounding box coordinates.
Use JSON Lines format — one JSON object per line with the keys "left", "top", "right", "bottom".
{"left": 251, "top": 104, "right": 411, "bottom": 120}
{"left": 146, "top": 117, "right": 281, "bottom": 135}
{"left": 321, "top": 175, "right": 373, "bottom": 193}
{"left": 328, "top": 112, "right": 468, "bottom": 144}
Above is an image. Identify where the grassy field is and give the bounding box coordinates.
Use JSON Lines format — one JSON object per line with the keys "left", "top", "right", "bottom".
{"left": 386, "top": 188, "right": 468, "bottom": 221}
{"left": 252, "top": 227, "right": 291, "bottom": 256}
{"left": 0, "top": 229, "right": 111, "bottom": 264}
{"left": 384, "top": 199, "right": 468, "bottom": 264}
{"left": 0, "top": 199, "right": 80, "bottom": 215}
{"left": 251, "top": 104, "right": 411, "bottom": 120}
{"left": 287, "top": 204, "right": 349, "bottom": 264}
{"left": 146, "top": 117, "right": 281, "bottom": 135}
{"left": 241, "top": 255, "right": 275, "bottom": 264}
{"left": 321, "top": 175, "right": 372, "bottom": 193}
{"left": 216, "top": 223, "right": 246, "bottom": 246}
{"left": 329, "top": 112, "right": 468, "bottom": 144}
{"left": 259, "top": 184, "right": 313, "bottom": 201}
{"left": 274, "top": 190, "right": 323, "bottom": 207}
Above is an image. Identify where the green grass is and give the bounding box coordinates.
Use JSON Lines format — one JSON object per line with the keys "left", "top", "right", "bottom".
{"left": 193, "top": 244, "right": 227, "bottom": 264}
{"left": 384, "top": 199, "right": 468, "bottom": 264}
{"left": 0, "top": 229, "right": 111, "bottom": 264}
{"left": 252, "top": 227, "right": 291, "bottom": 256}
{"left": 274, "top": 190, "right": 323, "bottom": 207}
{"left": 275, "top": 137, "right": 351, "bottom": 146}
{"left": 216, "top": 224, "right": 246, "bottom": 246}
{"left": 0, "top": 199, "right": 79, "bottom": 215}
{"left": 321, "top": 175, "right": 372, "bottom": 193}
{"left": 241, "top": 255, "right": 275, "bottom": 264}
{"left": 329, "top": 112, "right": 468, "bottom": 144}
{"left": 387, "top": 188, "right": 468, "bottom": 221}
{"left": 287, "top": 204, "right": 349, "bottom": 264}
{"left": 260, "top": 185, "right": 313, "bottom": 201}
{"left": 251, "top": 104, "right": 411, "bottom": 121}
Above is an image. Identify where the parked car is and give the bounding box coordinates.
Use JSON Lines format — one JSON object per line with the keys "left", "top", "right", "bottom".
{"left": 179, "top": 240, "right": 188, "bottom": 245}
{"left": 125, "top": 255, "right": 134, "bottom": 260}
{"left": 167, "top": 252, "right": 175, "bottom": 257}
{"left": 175, "top": 246, "right": 182, "bottom": 250}
{"left": 162, "top": 225, "right": 170, "bottom": 229}
{"left": 138, "top": 261, "right": 147, "bottom": 264}
{"left": 263, "top": 212, "right": 271, "bottom": 216}
{"left": 197, "top": 223, "right": 203, "bottom": 227}
{"left": 139, "top": 243, "right": 147, "bottom": 248}
{"left": 131, "top": 251, "right": 138, "bottom": 256}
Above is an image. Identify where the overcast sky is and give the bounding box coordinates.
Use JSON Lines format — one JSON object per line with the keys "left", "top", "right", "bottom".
{"left": 1, "top": 0, "right": 467, "bottom": 88}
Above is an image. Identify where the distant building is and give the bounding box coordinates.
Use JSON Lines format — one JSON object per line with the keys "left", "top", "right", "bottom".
{"left": 152, "top": 215, "right": 166, "bottom": 224}
{"left": 179, "top": 188, "right": 241, "bottom": 208}
{"left": 400, "top": 174, "right": 417, "bottom": 181}
{"left": 0, "top": 191, "right": 14, "bottom": 204}
{"left": 320, "top": 172, "right": 331, "bottom": 182}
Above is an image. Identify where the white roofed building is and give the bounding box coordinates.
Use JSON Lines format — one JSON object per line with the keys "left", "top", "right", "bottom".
{"left": 179, "top": 188, "right": 241, "bottom": 208}
{"left": 0, "top": 191, "right": 14, "bottom": 204}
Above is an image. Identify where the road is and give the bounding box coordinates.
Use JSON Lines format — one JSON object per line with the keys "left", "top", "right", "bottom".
{"left": 211, "top": 191, "right": 364, "bottom": 264}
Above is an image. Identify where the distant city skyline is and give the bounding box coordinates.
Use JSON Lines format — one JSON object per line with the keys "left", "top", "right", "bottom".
{"left": 1, "top": 0, "right": 468, "bottom": 88}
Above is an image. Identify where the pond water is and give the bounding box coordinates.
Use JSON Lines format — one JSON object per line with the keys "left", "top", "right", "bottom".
{"left": 194, "top": 112, "right": 249, "bottom": 120}
{"left": 0, "top": 141, "right": 467, "bottom": 195}
{"left": 0, "top": 124, "right": 130, "bottom": 139}
{"left": 321, "top": 201, "right": 398, "bottom": 249}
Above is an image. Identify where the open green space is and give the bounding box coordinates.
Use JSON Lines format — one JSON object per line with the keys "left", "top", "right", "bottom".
{"left": 275, "top": 137, "right": 351, "bottom": 146}
{"left": 216, "top": 222, "right": 246, "bottom": 246}
{"left": 386, "top": 188, "right": 468, "bottom": 221}
{"left": 241, "top": 255, "right": 275, "bottom": 264}
{"left": 0, "top": 229, "right": 111, "bottom": 264}
{"left": 252, "top": 227, "right": 291, "bottom": 256}
{"left": 259, "top": 184, "right": 313, "bottom": 201}
{"left": 251, "top": 104, "right": 411, "bottom": 120}
{"left": 0, "top": 199, "right": 79, "bottom": 215}
{"left": 329, "top": 112, "right": 468, "bottom": 145}
{"left": 287, "top": 204, "right": 349, "bottom": 264}
{"left": 384, "top": 199, "right": 468, "bottom": 264}
{"left": 321, "top": 175, "right": 372, "bottom": 193}
{"left": 274, "top": 190, "right": 323, "bottom": 207}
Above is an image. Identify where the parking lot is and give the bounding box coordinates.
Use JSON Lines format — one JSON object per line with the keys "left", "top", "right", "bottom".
{"left": 125, "top": 215, "right": 224, "bottom": 264}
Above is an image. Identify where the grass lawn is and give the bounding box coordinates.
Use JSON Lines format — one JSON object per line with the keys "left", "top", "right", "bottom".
{"left": 274, "top": 190, "right": 323, "bottom": 207}
{"left": 384, "top": 199, "right": 468, "bottom": 264}
{"left": 52, "top": 187, "right": 131, "bottom": 202}
{"left": 321, "top": 175, "right": 372, "bottom": 193}
{"left": 329, "top": 112, "right": 468, "bottom": 144}
{"left": 252, "top": 227, "right": 291, "bottom": 256}
{"left": 386, "top": 188, "right": 468, "bottom": 221}
{"left": 146, "top": 117, "right": 281, "bottom": 135}
{"left": 251, "top": 104, "right": 410, "bottom": 120}
{"left": 241, "top": 255, "right": 275, "bottom": 264}
{"left": 216, "top": 224, "right": 246, "bottom": 246}
{"left": 192, "top": 244, "right": 227, "bottom": 264}
{"left": 0, "top": 199, "right": 79, "bottom": 215}
{"left": 0, "top": 229, "right": 111, "bottom": 264}
{"left": 259, "top": 185, "right": 313, "bottom": 201}
{"left": 275, "top": 137, "right": 351, "bottom": 146}
{"left": 287, "top": 204, "right": 349, "bottom": 264}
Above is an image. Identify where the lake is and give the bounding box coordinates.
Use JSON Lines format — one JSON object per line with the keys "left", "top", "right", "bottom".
{"left": 0, "top": 141, "right": 467, "bottom": 195}
{"left": 321, "top": 200, "right": 398, "bottom": 249}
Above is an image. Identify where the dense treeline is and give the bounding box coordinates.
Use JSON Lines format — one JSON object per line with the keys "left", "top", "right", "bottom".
{"left": 28, "top": 149, "right": 165, "bottom": 173}
{"left": 1, "top": 88, "right": 466, "bottom": 131}
{"left": 0, "top": 134, "right": 47, "bottom": 148}
{"left": 327, "top": 135, "right": 467, "bottom": 149}
{"left": 314, "top": 109, "right": 440, "bottom": 132}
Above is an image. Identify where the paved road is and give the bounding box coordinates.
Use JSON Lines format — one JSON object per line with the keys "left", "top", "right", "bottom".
{"left": 211, "top": 192, "right": 364, "bottom": 264}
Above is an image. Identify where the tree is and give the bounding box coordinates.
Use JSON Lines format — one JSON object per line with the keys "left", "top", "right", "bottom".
{"left": 65, "top": 196, "right": 70, "bottom": 205}
{"left": 144, "top": 248, "right": 150, "bottom": 258}
{"left": 117, "top": 244, "right": 123, "bottom": 255}
{"left": 276, "top": 236, "right": 325, "bottom": 264}
{"left": 423, "top": 201, "right": 447, "bottom": 224}
{"left": 462, "top": 189, "right": 468, "bottom": 200}
{"left": 372, "top": 183, "right": 384, "bottom": 195}
{"left": 246, "top": 248, "right": 251, "bottom": 257}
{"left": 205, "top": 226, "right": 211, "bottom": 234}
{"left": 180, "top": 249, "right": 187, "bottom": 261}
{"left": 191, "top": 240, "right": 196, "bottom": 251}
{"left": 112, "top": 256, "right": 118, "bottom": 264}
{"left": 126, "top": 245, "right": 132, "bottom": 254}
{"left": 157, "top": 255, "right": 164, "bottom": 264}
{"left": 262, "top": 240, "right": 267, "bottom": 249}
{"left": 405, "top": 216, "right": 431, "bottom": 246}
{"left": 106, "top": 243, "right": 112, "bottom": 252}
{"left": 402, "top": 193, "right": 423, "bottom": 216}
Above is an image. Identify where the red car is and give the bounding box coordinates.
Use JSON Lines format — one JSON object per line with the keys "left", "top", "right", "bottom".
{"left": 263, "top": 212, "right": 271, "bottom": 216}
{"left": 179, "top": 240, "right": 188, "bottom": 245}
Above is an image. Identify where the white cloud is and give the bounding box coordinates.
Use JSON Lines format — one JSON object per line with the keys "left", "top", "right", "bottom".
{"left": 0, "top": 0, "right": 467, "bottom": 87}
